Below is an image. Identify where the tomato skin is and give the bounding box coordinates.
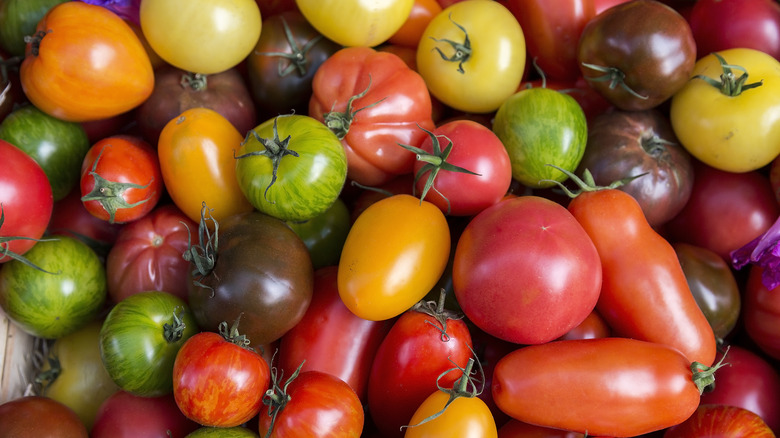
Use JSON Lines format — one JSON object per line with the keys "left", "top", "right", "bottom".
{"left": 47, "top": 187, "right": 123, "bottom": 259}
{"left": 286, "top": 198, "right": 351, "bottom": 270}
{"left": 388, "top": 0, "right": 442, "bottom": 48}
{"left": 338, "top": 194, "right": 450, "bottom": 321}
{"left": 744, "top": 267, "right": 780, "bottom": 361}
{"left": 91, "top": 391, "right": 200, "bottom": 438}
{"left": 296, "top": 0, "right": 414, "bottom": 47}
{"left": 404, "top": 390, "right": 497, "bottom": 438}
{"left": 309, "top": 47, "right": 435, "bottom": 187}
{"left": 567, "top": 188, "right": 717, "bottom": 366}
{"left": 498, "top": 418, "right": 589, "bottom": 437}
{"left": 20, "top": 1, "right": 154, "bottom": 122}
{"left": 173, "top": 331, "right": 271, "bottom": 428}
{"left": 664, "top": 404, "right": 776, "bottom": 438}
{"left": 0, "top": 395, "right": 88, "bottom": 438}
{"left": 492, "top": 338, "right": 702, "bottom": 437}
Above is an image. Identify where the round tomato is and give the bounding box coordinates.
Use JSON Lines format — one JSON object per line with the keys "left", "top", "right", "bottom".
{"left": 139, "top": 0, "right": 262, "bottom": 74}
{"left": 20, "top": 1, "right": 154, "bottom": 122}
{"left": 338, "top": 194, "right": 450, "bottom": 321}
{"left": 47, "top": 187, "right": 123, "bottom": 260}
{"left": 388, "top": 0, "right": 443, "bottom": 48}
{"left": 235, "top": 114, "right": 347, "bottom": 222}
{"left": 417, "top": 0, "right": 525, "bottom": 113}
{"left": 297, "top": 0, "right": 414, "bottom": 47}
{"left": 664, "top": 404, "right": 776, "bottom": 438}
{"left": 743, "top": 266, "right": 780, "bottom": 361}
{"left": 186, "top": 426, "right": 260, "bottom": 437}
{"left": 100, "top": 291, "right": 200, "bottom": 397}
{"left": 0, "top": 396, "right": 88, "bottom": 438}
{"left": 285, "top": 198, "right": 351, "bottom": 270}
{"left": 91, "top": 391, "right": 199, "bottom": 438}
{"left": 670, "top": 48, "right": 780, "bottom": 172}
{"left": 80, "top": 135, "right": 163, "bottom": 224}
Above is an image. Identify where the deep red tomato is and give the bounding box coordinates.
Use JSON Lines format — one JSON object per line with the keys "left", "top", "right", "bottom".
{"left": 105, "top": 203, "right": 199, "bottom": 303}
{"left": 47, "top": 187, "right": 123, "bottom": 259}
{"left": 258, "top": 369, "right": 364, "bottom": 437}
{"left": 0, "top": 139, "right": 53, "bottom": 264}
{"left": 664, "top": 404, "right": 776, "bottom": 438}
{"left": 309, "top": 46, "right": 435, "bottom": 187}
{"left": 498, "top": 418, "right": 591, "bottom": 437}
{"left": 91, "top": 391, "right": 199, "bottom": 438}
{"left": 592, "top": 0, "right": 632, "bottom": 14}
{"left": 0, "top": 395, "right": 88, "bottom": 438}
{"left": 173, "top": 325, "right": 271, "bottom": 428}
{"left": 744, "top": 266, "right": 780, "bottom": 361}
{"left": 556, "top": 308, "right": 611, "bottom": 341}
{"left": 80, "top": 135, "right": 162, "bottom": 224}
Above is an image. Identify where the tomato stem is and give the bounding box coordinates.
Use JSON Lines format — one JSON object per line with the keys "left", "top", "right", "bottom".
{"left": 181, "top": 202, "right": 218, "bottom": 297}
{"left": 218, "top": 314, "right": 254, "bottom": 351}
{"left": 180, "top": 72, "right": 208, "bottom": 91}
{"left": 413, "top": 288, "right": 464, "bottom": 342}
{"left": 639, "top": 129, "right": 676, "bottom": 157}
{"left": 693, "top": 52, "right": 763, "bottom": 96}
{"left": 23, "top": 30, "right": 50, "bottom": 57}
{"left": 540, "top": 164, "right": 646, "bottom": 198}
{"left": 581, "top": 62, "right": 649, "bottom": 100}
{"left": 691, "top": 346, "right": 730, "bottom": 394}
{"left": 163, "top": 307, "right": 187, "bottom": 343}
{"left": 256, "top": 15, "right": 323, "bottom": 77}
{"left": 322, "top": 75, "right": 385, "bottom": 140}
{"left": 429, "top": 13, "right": 471, "bottom": 74}
{"left": 0, "top": 204, "right": 59, "bottom": 274}
{"left": 261, "top": 357, "right": 304, "bottom": 438}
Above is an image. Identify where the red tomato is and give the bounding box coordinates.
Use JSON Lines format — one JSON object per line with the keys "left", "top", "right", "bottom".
{"left": 453, "top": 196, "right": 602, "bottom": 345}
{"left": 0, "top": 395, "right": 88, "bottom": 438}
{"left": 0, "top": 140, "right": 53, "bottom": 264}
{"left": 173, "top": 326, "right": 271, "bottom": 428}
{"left": 498, "top": 418, "right": 590, "bottom": 437}
{"left": 309, "top": 46, "right": 435, "bottom": 186}
{"left": 105, "top": 203, "right": 199, "bottom": 303}
{"left": 556, "top": 309, "right": 611, "bottom": 341}
{"left": 91, "top": 391, "right": 199, "bottom": 438}
{"left": 664, "top": 404, "right": 776, "bottom": 438}
{"left": 47, "top": 187, "right": 124, "bottom": 258}
{"left": 80, "top": 135, "right": 162, "bottom": 224}
{"left": 593, "top": 0, "right": 632, "bottom": 14}
{"left": 744, "top": 266, "right": 780, "bottom": 361}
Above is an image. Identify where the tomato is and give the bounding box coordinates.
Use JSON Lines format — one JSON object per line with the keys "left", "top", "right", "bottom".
{"left": 670, "top": 48, "right": 780, "bottom": 172}
{"left": 80, "top": 135, "right": 162, "bottom": 224}
{"left": 664, "top": 404, "right": 775, "bottom": 438}
{"left": 743, "top": 267, "right": 780, "bottom": 361}
{"left": 492, "top": 338, "right": 726, "bottom": 437}
{"left": 0, "top": 395, "right": 88, "bottom": 438}
{"left": 309, "top": 46, "right": 435, "bottom": 187}
{"left": 562, "top": 172, "right": 717, "bottom": 366}
{"left": 575, "top": 109, "right": 694, "bottom": 228}
{"left": 286, "top": 198, "right": 351, "bottom": 270}
{"left": 0, "top": 0, "right": 67, "bottom": 57}
{"left": 173, "top": 325, "right": 271, "bottom": 428}
{"left": 401, "top": 120, "right": 512, "bottom": 216}
{"left": 258, "top": 368, "right": 364, "bottom": 437}
{"left": 0, "top": 235, "right": 106, "bottom": 339}
{"left": 100, "top": 291, "right": 200, "bottom": 397}
{"left": 577, "top": 0, "right": 696, "bottom": 111}
{"left": 105, "top": 204, "right": 198, "bottom": 303}
{"left": 47, "top": 187, "right": 123, "bottom": 260}
{"left": 492, "top": 86, "right": 588, "bottom": 189}
{"left": 37, "top": 320, "right": 120, "bottom": 430}
{"left": 0, "top": 139, "right": 53, "bottom": 264}
{"left": 246, "top": 10, "right": 341, "bottom": 121}
{"left": 417, "top": 0, "right": 526, "bottom": 113}
{"left": 338, "top": 194, "right": 450, "bottom": 321}
{"left": 498, "top": 419, "right": 589, "bottom": 437}
{"left": 453, "top": 196, "right": 602, "bottom": 345}
{"left": 186, "top": 206, "right": 314, "bottom": 348}
{"left": 235, "top": 114, "right": 347, "bottom": 222}
{"left": 91, "top": 391, "right": 200, "bottom": 438}
{"left": 20, "top": 1, "right": 154, "bottom": 122}
{"left": 135, "top": 66, "right": 257, "bottom": 145}
{"left": 688, "top": 0, "right": 780, "bottom": 61}
{"left": 139, "top": 0, "right": 262, "bottom": 74}
{"left": 186, "top": 426, "right": 260, "bottom": 437}
{"left": 367, "top": 295, "right": 473, "bottom": 437}
{"left": 556, "top": 308, "right": 611, "bottom": 341}
{"left": 0, "top": 104, "right": 90, "bottom": 201}
{"left": 389, "top": 0, "right": 443, "bottom": 48}
{"left": 296, "top": 0, "right": 414, "bottom": 47}
{"left": 157, "top": 108, "right": 255, "bottom": 225}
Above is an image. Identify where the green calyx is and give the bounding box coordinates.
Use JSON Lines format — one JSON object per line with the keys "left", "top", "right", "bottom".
{"left": 694, "top": 52, "right": 763, "bottom": 96}
{"left": 540, "top": 164, "right": 646, "bottom": 198}
{"left": 180, "top": 72, "right": 208, "bottom": 91}
{"left": 163, "top": 307, "right": 187, "bottom": 344}
{"left": 218, "top": 314, "right": 254, "bottom": 351}
{"left": 0, "top": 204, "right": 59, "bottom": 274}
{"left": 691, "top": 346, "right": 731, "bottom": 394}
{"left": 23, "top": 30, "right": 50, "bottom": 57}
{"left": 412, "top": 289, "right": 465, "bottom": 342}
{"left": 256, "top": 15, "right": 323, "bottom": 77}
{"left": 262, "top": 357, "right": 304, "bottom": 438}
{"left": 581, "top": 62, "right": 649, "bottom": 100}
{"left": 429, "top": 13, "right": 471, "bottom": 74}
{"left": 181, "top": 202, "right": 219, "bottom": 297}
{"left": 323, "top": 75, "right": 384, "bottom": 139}
{"left": 398, "top": 125, "right": 480, "bottom": 215}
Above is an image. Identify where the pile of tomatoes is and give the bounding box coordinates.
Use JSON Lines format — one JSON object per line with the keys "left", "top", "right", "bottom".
{"left": 1, "top": 0, "right": 780, "bottom": 437}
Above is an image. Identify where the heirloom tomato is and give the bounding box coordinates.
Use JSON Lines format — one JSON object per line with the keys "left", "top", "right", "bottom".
{"left": 664, "top": 404, "right": 776, "bottom": 438}
{"left": 20, "top": 1, "right": 154, "bottom": 122}
{"left": 47, "top": 187, "right": 122, "bottom": 260}
{"left": 744, "top": 267, "right": 780, "bottom": 361}
{"left": 417, "top": 0, "right": 526, "bottom": 113}
{"left": 309, "top": 46, "right": 435, "bottom": 187}
{"left": 338, "top": 194, "right": 450, "bottom": 321}
{"left": 670, "top": 48, "right": 780, "bottom": 173}
{"left": 157, "top": 108, "right": 254, "bottom": 225}
{"left": 186, "top": 427, "right": 260, "bottom": 438}
{"left": 235, "top": 114, "right": 347, "bottom": 222}
{"left": 452, "top": 196, "right": 601, "bottom": 345}
{"left": 498, "top": 418, "right": 591, "bottom": 437}
{"left": 0, "top": 396, "right": 88, "bottom": 438}
{"left": 80, "top": 135, "right": 162, "bottom": 224}
{"left": 100, "top": 291, "right": 200, "bottom": 397}
{"left": 388, "top": 0, "right": 442, "bottom": 48}
{"left": 139, "top": 0, "right": 262, "bottom": 74}
{"left": 91, "top": 391, "right": 199, "bottom": 438}
{"left": 0, "top": 0, "right": 67, "bottom": 56}
{"left": 286, "top": 198, "right": 351, "bottom": 270}
{"left": 297, "top": 0, "right": 414, "bottom": 47}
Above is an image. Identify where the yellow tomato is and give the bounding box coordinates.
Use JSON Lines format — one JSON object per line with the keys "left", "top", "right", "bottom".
{"left": 416, "top": 0, "right": 525, "bottom": 113}
{"left": 404, "top": 388, "right": 497, "bottom": 437}
{"left": 338, "top": 194, "right": 450, "bottom": 321}
{"left": 296, "top": 0, "right": 415, "bottom": 47}
{"left": 157, "top": 108, "right": 254, "bottom": 225}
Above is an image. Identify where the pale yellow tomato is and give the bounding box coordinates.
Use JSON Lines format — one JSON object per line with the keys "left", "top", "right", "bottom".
{"left": 296, "top": 0, "right": 415, "bottom": 47}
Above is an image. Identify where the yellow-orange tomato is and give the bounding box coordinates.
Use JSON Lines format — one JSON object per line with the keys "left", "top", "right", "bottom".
{"left": 388, "top": 0, "right": 443, "bottom": 48}
{"left": 157, "top": 108, "right": 254, "bottom": 225}
{"left": 338, "top": 194, "right": 450, "bottom": 321}
{"left": 20, "top": 2, "right": 154, "bottom": 122}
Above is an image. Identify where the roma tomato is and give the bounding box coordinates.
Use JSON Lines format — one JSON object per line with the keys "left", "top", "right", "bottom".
{"left": 664, "top": 404, "right": 776, "bottom": 438}
{"left": 20, "top": 1, "right": 154, "bottom": 122}
{"left": 139, "top": 0, "right": 262, "bottom": 74}
{"left": 309, "top": 46, "right": 435, "bottom": 187}
{"left": 157, "top": 108, "right": 254, "bottom": 225}
{"left": 452, "top": 196, "right": 602, "bottom": 345}
{"left": 417, "top": 0, "right": 526, "bottom": 113}
{"left": 338, "top": 194, "right": 450, "bottom": 321}
{"left": 296, "top": 0, "right": 414, "bottom": 47}
{"left": 0, "top": 396, "right": 88, "bottom": 438}
{"left": 80, "top": 135, "right": 162, "bottom": 224}
{"left": 173, "top": 325, "right": 271, "bottom": 428}
{"left": 91, "top": 391, "right": 199, "bottom": 438}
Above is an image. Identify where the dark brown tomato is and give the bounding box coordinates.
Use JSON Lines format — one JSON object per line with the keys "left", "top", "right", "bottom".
{"left": 135, "top": 65, "right": 257, "bottom": 144}
{"left": 576, "top": 109, "right": 693, "bottom": 228}
{"left": 577, "top": 0, "right": 697, "bottom": 110}
{"left": 0, "top": 396, "right": 88, "bottom": 438}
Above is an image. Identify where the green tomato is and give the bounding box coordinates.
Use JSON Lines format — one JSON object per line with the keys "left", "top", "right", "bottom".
{"left": 100, "top": 291, "right": 200, "bottom": 397}
{"left": 0, "top": 0, "right": 67, "bottom": 56}
{"left": 38, "top": 319, "right": 120, "bottom": 431}
{"left": 286, "top": 197, "right": 351, "bottom": 270}
{"left": 0, "top": 235, "right": 106, "bottom": 339}
{"left": 0, "top": 104, "right": 90, "bottom": 200}
{"left": 492, "top": 87, "right": 588, "bottom": 188}
{"left": 235, "top": 114, "right": 347, "bottom": 222}
{"left": 186, "top": 426, "right": 260, "bottom": 437}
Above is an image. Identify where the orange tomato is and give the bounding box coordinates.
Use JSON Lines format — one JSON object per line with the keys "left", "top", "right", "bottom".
{"left": 388, "top": 0, "right": 443, "bottom": 48}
